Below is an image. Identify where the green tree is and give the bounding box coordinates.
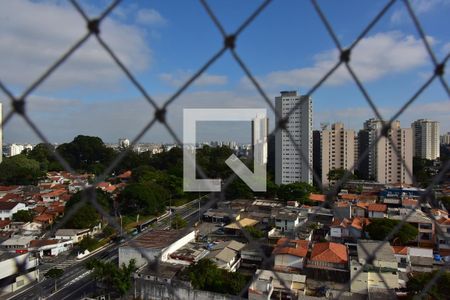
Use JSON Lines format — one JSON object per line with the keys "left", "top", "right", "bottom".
{"left": 119, "top": 182, "right": 168, "bottom": 216}
{"left": 185, "top": 259, "right": 249, "bottom": 295}
{"left": 327, "top": 168, "right": 356, "bottom": 183}
{"left": 45, "top": 268, "right": 64, "bottom": 292}
{"left": 64, "top": 189, "right": 111, "bottom": 229}
{"left": 0, "top": 154, "right": 42, "bottom": 185}
{"left": 244, "top": 226, "right": 265, "bottom": 239}
{"left": 278, "top": 182, "right": 316, "bottom": 202}
{"left": 26, "top": 143, "right": 62, "bottom": 172}
{"left": 365, "top": 218, "right": 418, "bottom": 244}
{"left": 225, "top": 177, "right": 253, "bottom": 200}
{"left": 86, "top": 258, "right": 136, "bottom": 297}
{"left": 407, "top": 271, "right": 450, "bottom": 299}
{"left": 56, "top": 135, "right": 116, "bottom": 174}
{"left": 171, "top": 214, "right": 187, "bottom": 229}
{"left": 12, "top": 210, "right": 34, "bottom": 222}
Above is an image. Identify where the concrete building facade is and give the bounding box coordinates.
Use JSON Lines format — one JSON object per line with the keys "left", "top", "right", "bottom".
{"left": 320, "top": 123, "right": 355, "bottom": 185}
{"left": 358, "top": 119, "right": 413, "bottom": 185}
{"left": 275, "top": 91, "right": 312, "bottom": 185}
{"left": 411, "top": 119, "right": 440, "bottom": 160}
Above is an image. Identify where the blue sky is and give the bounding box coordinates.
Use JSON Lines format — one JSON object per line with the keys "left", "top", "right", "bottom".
{"left": 1, "top": 0, "right": 449, "bottom": 144}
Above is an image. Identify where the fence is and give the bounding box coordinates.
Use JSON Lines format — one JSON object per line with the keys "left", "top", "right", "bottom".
{"left": 0, "top": 0, "right": 449, "bottom": 299}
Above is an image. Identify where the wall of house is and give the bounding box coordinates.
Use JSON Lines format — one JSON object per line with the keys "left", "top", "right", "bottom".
{"left": 368, "top": 211, "right": 385, "bottom": 218}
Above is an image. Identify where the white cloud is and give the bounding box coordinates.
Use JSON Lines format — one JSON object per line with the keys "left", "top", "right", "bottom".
{"left": 390, "top": 0, "right": 450, "bottom": 24}
{"left": 136, "top": 8, "right": 167, "bottom": 26}
{"left": 248, "top": 31, "right": 432, "bottom": 89}
{"left": 0, "top": 0, "right": 151, "bottom": 91}
{"left": 159, "top": 70, "right": 228, "bottom": 87}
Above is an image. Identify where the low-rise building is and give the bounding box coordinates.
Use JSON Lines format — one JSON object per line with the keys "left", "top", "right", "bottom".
{"left": 351, "top": 240, "right": 399, "bottom": 296}
{"left": 0, "top": 202, "right": 27, "bottom": 221}
{"left": 54, "top": 228, "right": 91, "bottom": 244}
{"left": 368, "top": 204, "right": 387, "bottom": 218}
{"left": 119, "top": 229, "right": 196, "bottom": 268}
{"left": 307, "top": 242, "right": 348, "bottom": 282}
{"left": 273, "top": 211, "right": 299, "bottom": 233}
{"left": 0, "top": 252, "right": 39, "bottom": 296}
{"left": 248, "top": 269, "right": 306, "bottom": 300}
{"left": 29, "top": 239, "right": 73, "bottom": 257}
{"left": 207, "top": 240, "right": 245, "bottom": 272}
{"left": 1, "top": 235, "right": 34, "bottom": 252}
{"left": 272, "top": 238, "right": 308, "bottom": 272}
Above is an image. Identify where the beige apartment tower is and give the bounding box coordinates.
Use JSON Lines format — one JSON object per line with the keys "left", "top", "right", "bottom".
{"left": 375, "top": 120, "right": 413, "bottom": 185}
{"left": 412, "top": 119, "right": 440, "bottom": 160}
{"left": 320, "top": 123, "right": 355, "bottom": 185}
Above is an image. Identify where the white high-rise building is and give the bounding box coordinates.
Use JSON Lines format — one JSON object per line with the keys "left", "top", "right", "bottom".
{"left": 252, "top": 114, "right": 268, "bottom": 165}
{"left": 320, "top": 123, "right": 355, "bottom": 185}
{"left": 412, "top": 119, "right": 440, "bottom": 160}
{"left": 275, "top": 91, "right": 312, "bottom": 185}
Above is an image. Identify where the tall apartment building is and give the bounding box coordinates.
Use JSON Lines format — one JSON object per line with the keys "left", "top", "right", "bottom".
{"left": 359, "top": 119, "right": 412, "bottom": 184}
{"left": 441, "top": 132, "right": 450, "bottom": 145}
{"left": 320, "top": 123, "right": 356, "bottom": 185}
{"left": 411, "top": 119, "right": 440, "bottom": 160}
{"left": 251, "top": 114, "right": 268, "bottom": 165}
{"left": 357, "top": 118, "right": 383, "bottom": 180}
{"left": 275, "top": 91, "right": 313, "bottom": 185}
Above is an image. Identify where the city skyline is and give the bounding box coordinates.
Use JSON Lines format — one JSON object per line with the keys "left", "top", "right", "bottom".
{"left": 1, "top": 0, "right": 449, "bottom": 144}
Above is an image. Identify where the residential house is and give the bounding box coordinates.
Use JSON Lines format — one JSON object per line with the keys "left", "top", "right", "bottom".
{"left": 390, "top": 209, "right": 435, "bottom": 247}
{"left": 54, "top": 228, "right": 91, "bottom": 244}
{"left": 392, "top": 245, "right": 409, "bottom": 272}
{"left": 273, "top": 210, "right": 299, "bottom": 233}
{"left": 329, "top": 218, "right": 352, "bottom": 240}
{"left": 1, "top": 236, "right": 34, "bottom": 252}
{"left": 307, "top": 242, "right": 348, "bottom": 282}
{"left": 0, "top": 202, "right": 27, "bottom": 221}
{"left": 351, "top": 240, "right": 399, "bottom": 296}
{"left": 207, "top": 240, "right": 245, "bottom": 272}
{"left": 408, "top": 247, "right": 433, "bottom": 273}
{"left": 368, "top": 204, "right": 387, "bottom": 218}
{"left": 436, "top": 217, "right": 450, "bottom": 256}
{"left": 0, "top": 220, "right": 11, "bottom": 231}
{"left": 41, "top": 189, "right": 66, "bottom": 203}
{"left": 272, "top": 238, "right": 308, "bottom": 272}
{"left": 352, "top": 202, "right": 368, "bottom": 218}
{"left": 248, "top": 269, "right": 306, "bottom": 300}
{"left": 333, "top": 201, "right": 352, "bottom": 219}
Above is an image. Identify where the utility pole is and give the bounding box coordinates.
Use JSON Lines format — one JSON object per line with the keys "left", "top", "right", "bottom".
{"left": 169, "top": 194, "right": 172, "bottom": 229}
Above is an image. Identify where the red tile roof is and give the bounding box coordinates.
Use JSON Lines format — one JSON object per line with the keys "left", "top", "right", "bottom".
{"left": 0, "top": 220, "right": 11, "bottom": 228}
{"left": 0, "top": 186, "right": 19, "bottom": 192}
{"left": 41, "top": 189, "right": 66, "bottom": 198}
{"left": 117, "top": 170, "right": 132, "bottom": 179}
{"left": 309, "top": 194, "right": 325, "bottom": 202}
{"left": 310, "top": 242, "right": 348, "bottom": 264}
{"left": 331, "top": 218, "right": 351, "bottom": 228}
{"left": 437, "top": 217, "right": 450, "bottom": 226}
{"left": 368, "top": 203, "right": 387, "bottom": 212}
{"left": 351, "top": 217, "right": 370, "bottom": 230}
{"left": 34, "top": 213, "right": 54, "bottom": 223}
{"left": 273, "top": 238, "right": 309, "bottom": 257}
{"left": 0, "top": 202, "right": 21, "bottom": 210}
{"left": 340, "top": 194, "right": 358, "bottom": 201}
{"left": 392, "top": 246, "right": 408, "bottom": 255}
{"left": 402, "top": 198, "right": 418, "bottom": 207}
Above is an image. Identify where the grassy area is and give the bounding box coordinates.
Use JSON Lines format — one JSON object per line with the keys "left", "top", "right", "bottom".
{"left": 173, "top": 198, "right": 191, "bottom": 207}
